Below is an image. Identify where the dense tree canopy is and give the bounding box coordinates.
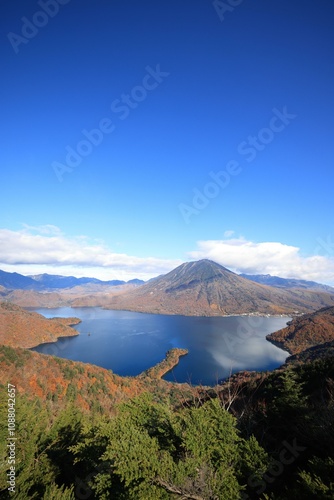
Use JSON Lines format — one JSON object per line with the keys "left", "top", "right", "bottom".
{"left": 0, "top": 356, "right": 333, "bottom": 499}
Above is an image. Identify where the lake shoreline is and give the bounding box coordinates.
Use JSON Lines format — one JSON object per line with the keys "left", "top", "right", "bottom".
{"left": 30, "top": 307, "right": 290, "bottom": 385}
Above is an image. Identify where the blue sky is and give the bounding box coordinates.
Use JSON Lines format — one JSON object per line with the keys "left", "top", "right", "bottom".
{"left": 1, "top": 0, "right": 334, "bottom": 283}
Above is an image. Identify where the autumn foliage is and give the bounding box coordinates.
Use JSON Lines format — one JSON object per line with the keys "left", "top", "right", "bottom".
{"left": 0, "top": 302, "right": 81, "bottom": 349}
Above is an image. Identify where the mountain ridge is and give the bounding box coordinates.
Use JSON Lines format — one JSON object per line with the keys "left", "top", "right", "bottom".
{"left": 240, "top": 273, "right": 334, "bottom": 293}
{"left": 1, "top": 260, "right": 334, "bottom": 315}
{"left": 267, "top": 306, "right": 334, "bottom": 355}
{"left": 0, "top": 269, "right": 145, "bottom": 291}
{"left": 0, "top": 301, "right": 81, "bottom": 348}
{"left": 1, "top": 264, "right": 332, "bottom": 293}
{"left": 105, "top": 259, "right": 334, "bottom": 316}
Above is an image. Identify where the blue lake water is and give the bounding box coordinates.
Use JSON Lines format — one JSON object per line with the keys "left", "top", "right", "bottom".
{"left": 31, "top": 308, "right": 290, "bottom": 386}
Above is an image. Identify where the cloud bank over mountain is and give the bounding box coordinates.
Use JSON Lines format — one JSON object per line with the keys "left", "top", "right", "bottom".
{"left": 1, "top": 226, "right": 333, "bottom": 285}
{"left": 188, "top": 238, "right": 334, "bottom": 285}
{"left": 0, "top": 226, "right": 182, "bottom": 281}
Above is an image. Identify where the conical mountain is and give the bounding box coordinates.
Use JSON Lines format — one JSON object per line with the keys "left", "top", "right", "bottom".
{"left": 108, "top": 260, "right": 334, "bottom": 316}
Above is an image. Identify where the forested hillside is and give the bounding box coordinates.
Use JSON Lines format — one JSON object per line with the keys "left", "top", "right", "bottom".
{"left": 267, "top": 306, "right": 334, "bottom": 354}
{"left": 1, "top": 303, "right": 334, "bottom": 498}
{"left": 1, "top": 344, "right": 333, "bottom": 499}
{"left": 0, "top": 302, "right": 81, "bottom": 348}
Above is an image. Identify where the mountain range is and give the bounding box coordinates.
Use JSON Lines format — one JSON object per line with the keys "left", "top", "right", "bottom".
{"left": 240, "top": 273, "right": 334, "bottom": 293}
{"left": 0, "top": 269, "right": 144, "bottom": 290}
{"left": 1, "top": 260, "right": 334, "bottom": 315}
{"left": 1, "top": 266, "right": 333, "bottom": 294}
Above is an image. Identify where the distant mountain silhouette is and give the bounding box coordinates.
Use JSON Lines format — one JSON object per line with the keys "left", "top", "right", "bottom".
{"left": 107, "top": 259, "right": 334, "bottom": 316}
{"left": 0, "top": 270, "right": 145, "bottom": 290}
{"left": 0, "top": 270, "right": 39, "bottom": 290}
{"left": 30, "top": 273, "right": 126, "bottom": 288}
{"left": 240, "top": 273, "right": 334, "bottom": 293}
{"left": 1, "top": 261, "right": 334, "bottom": 315}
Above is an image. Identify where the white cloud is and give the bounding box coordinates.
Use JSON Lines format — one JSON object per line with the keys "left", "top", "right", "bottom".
{"left": 188, "top": 237, "right": 334, "bottom": 286}
{"left": 223, "top": 230, "right": 235, "bottom": 238}
{"left": 0, "top": 226, "right": 182, "bottom": 281}
{"left": 21, "top": 224, "right": 63, "bottom": 236}
{"left": 2, "top": 226, "right": 334, "bottom": 286}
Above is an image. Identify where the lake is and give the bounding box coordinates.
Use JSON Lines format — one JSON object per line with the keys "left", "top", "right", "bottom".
{"left": 31, "top": 308, "right": 290, "bottom": 386}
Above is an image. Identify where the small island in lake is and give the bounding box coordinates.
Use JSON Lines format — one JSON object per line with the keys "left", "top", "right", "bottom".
{"left": 139, "top": 348, "right": 189, "bottom": 380}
